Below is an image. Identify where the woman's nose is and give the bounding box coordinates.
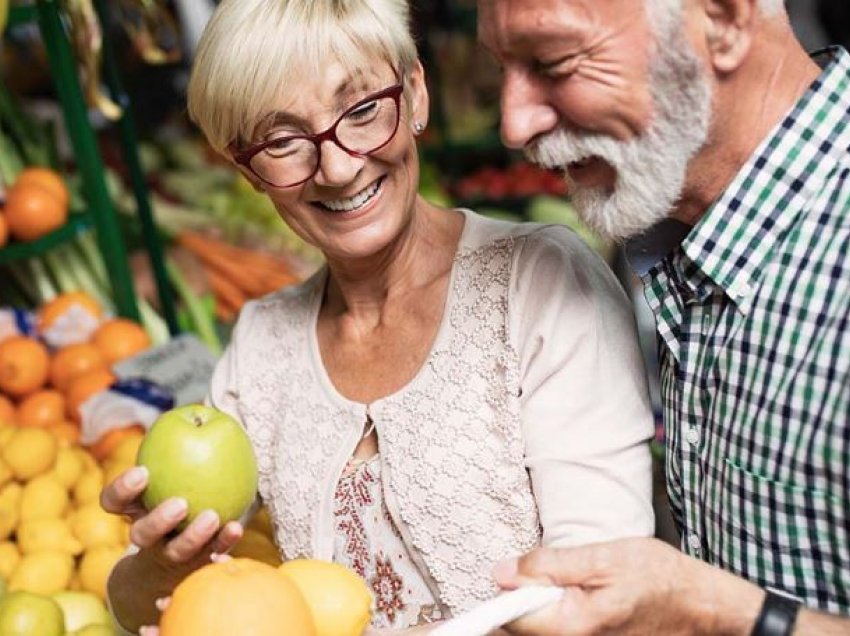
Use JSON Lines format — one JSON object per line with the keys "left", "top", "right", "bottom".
{"left": 499, "top": 69, "right": 559, "bottom": 150}
{"left": 312, "top": 140, "right": 364, "bottom": 186}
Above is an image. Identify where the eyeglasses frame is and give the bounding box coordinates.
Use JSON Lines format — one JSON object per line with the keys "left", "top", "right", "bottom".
{"left": 231, "top": 82, "right": 405, "bottom": 189}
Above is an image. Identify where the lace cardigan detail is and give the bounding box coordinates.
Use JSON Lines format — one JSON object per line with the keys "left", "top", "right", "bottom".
{"left": 229, "top": 235, "right": 542, "bottom": 614}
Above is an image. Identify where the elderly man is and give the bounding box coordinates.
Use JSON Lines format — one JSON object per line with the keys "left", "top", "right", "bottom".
{"left": 478, "top": 0, "right": 850, "bottom": 634}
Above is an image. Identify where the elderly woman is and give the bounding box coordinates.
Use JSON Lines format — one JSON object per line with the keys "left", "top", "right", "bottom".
{"left": 103, "top": 0, "right": 655, "bottom": 633}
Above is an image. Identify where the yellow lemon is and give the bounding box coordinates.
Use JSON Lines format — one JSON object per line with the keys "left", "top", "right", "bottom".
{"left": 0, "top": 590, "right": 65, "bottom": 636}
{"left": 49, "top": 447, "right": 84, "bottom": 491}
{"left": 0, "top": 482, "right": 22, "bottom": 541}
{"left": 0, "top": 457, "right": 13, "bottom": 489}
{"left": 109, "top": 432, "right": 144, "bottom": 464}
{"left": 17, "top": 518, "right": 84, "bottom": 556}
{"left": 1, "top": 428, "right": 58, "bottom": 481}
{"left": 0, "top": 541, "right": 20, "bottom": 579}
{"left": 247, "top": 505, "right": 274, "bottom": 538}
{"left": 51, "top": 590, "right": 111, "bottom": 632}
{"left": 71, "top": 447, "right": 98, "bottom": 472}
{"left": 279, "top": 559, "right": 372, "bottom": 636}
{"left": 102, "top": 459, "right": 134, "bottom": 487}
{"left": 68, "top": 504, "right": 125, "bottom": 549}
{"left": 72, "top": 469, "right": 104, "bottom": 506}
{"left": 0, "top": 481, "right": 22, "bottom": 507}
{"left": 0, "top": 427, "right": 15, "bottom": 448}
{"left": 77, "top": 546, "right": 125, "bottom": 601}
{"left": 9, "top": 551, "right": 74, "bottom": 595}
{"left": 19, "top": 475, "right": 68, "bottom": 522}
{"left": 230, "top": 529, "right": 282, "bottom": 566}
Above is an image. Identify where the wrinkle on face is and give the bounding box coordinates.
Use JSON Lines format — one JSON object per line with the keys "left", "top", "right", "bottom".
{"left": 481, "top": 0, "right": 654, "bottom": 142}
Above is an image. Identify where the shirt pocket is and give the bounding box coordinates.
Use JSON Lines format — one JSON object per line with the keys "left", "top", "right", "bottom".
{"left": 718, "top": 458, "right": 831, "bottom": 569}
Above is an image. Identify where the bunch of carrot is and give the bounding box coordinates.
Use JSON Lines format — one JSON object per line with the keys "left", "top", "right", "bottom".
{"left": 175, "top": 230, "right": 300, "bottom": 322}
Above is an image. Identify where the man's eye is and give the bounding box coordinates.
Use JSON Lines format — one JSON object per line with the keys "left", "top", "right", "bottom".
{"left": 535, "top": 56, "right": 577, "bottom": 77}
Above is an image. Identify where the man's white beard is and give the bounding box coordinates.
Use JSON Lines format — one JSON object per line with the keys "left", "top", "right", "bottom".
{"left": 524, "top": 16, "right": 712, "bottom": 241}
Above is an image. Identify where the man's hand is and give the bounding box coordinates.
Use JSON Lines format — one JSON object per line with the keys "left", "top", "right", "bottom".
{"left": 493, "top": 538, "right": 764, "bottom": 636}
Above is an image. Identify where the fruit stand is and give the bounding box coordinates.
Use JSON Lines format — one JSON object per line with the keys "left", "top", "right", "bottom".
{"left": 0, "top": 1, "right": 620, "bottom": 634}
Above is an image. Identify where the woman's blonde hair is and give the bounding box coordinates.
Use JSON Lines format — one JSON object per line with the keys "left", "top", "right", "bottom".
{"left": 187, "top": 0, "right": 418, "bottom": 154}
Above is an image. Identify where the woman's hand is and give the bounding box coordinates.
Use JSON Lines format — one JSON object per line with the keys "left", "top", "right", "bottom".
{"left": 100, "top": 466, "right": 244, "bottom": 630}
{"left": 101, "top": 465, "right": 244, "bottom": 567}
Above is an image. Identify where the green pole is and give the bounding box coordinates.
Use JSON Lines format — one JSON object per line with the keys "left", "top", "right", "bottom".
{"left": 94, "top": 0, "right": 180, "bottom": 335}
{"left": 35, "top": 0, "right": 140, "bottom": 322}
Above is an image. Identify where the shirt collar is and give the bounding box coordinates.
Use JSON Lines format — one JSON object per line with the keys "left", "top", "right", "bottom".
{"left": 680, "top": 46, "right": 850, "bottom": 308}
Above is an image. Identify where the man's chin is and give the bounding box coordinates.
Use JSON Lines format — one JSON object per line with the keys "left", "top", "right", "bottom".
{"left": 572, "top": 188, "right": 672, "bottom": 241}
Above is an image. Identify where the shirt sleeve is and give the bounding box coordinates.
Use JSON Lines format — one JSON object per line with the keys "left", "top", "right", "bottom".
{"left": 512, "top": 226, "right": 655, "bottom": 547}
{"left": 204, "top": 301, "right": 252, "bottom": 419}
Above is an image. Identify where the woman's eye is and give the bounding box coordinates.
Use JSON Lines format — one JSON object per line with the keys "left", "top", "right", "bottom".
{"left": 346, "top": 100, "right": 378, "bottom": 121}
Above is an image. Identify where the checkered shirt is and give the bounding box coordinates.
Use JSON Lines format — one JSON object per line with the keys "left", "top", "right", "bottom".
{"left": 642, "top": 46, "right": 850, "bottom": 613}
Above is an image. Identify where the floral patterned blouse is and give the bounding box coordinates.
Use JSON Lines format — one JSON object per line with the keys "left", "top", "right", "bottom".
{"left": 333, "top": 455, "right": 448, "bottom": 629}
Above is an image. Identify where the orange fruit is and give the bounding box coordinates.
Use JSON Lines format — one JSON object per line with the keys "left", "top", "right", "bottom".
{"left": 88, "top": 424, "right": 145, "bottom": 462}
{"left": 4, "top": 183, "right": 68, "bottom": 242}
{"left": 0, "top": 394, "right": 15, "bottom": 423}
{"left": 48, "top": 421, "right": 81, "bottom": 447}
{"left": 38, "top": 292, "right": 103, "bottom": 333}
{"left": 0, "top": 336, "right": 50, "bottom": 397}
{"left": 160, "top": 558, "right": 316, "bottom": 636}
{"left": 90, "top": 318, "right": 151, "bottom": 365}
{"left": 16, "top": 389, "right": 65, "bottom": 428}
{"left": 65, "top": 369, "right": 115, "bottom": 423}
{"left": 15, "top": 167, "right": 70, "bottom": 211}
{"left": 49, "top": 343, "right": 107, "bottom": 392}
{"left": 0, "top": 213, "right": 8, "bottom": 248}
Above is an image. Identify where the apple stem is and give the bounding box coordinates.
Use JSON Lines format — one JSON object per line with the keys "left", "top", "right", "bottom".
{"left": 193, "top": 415, "right": 204, "bottom": 427}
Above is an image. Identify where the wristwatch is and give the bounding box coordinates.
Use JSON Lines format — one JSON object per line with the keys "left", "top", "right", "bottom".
{"left": 750, "top": 590, "right": 801, "bottom": 636}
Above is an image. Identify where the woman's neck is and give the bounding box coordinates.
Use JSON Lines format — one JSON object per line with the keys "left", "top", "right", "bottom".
{"left": 322, "top": 203, "right": 463, "bottom": 326}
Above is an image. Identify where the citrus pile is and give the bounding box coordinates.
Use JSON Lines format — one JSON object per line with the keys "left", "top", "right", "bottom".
{"left": 0, "top": 291, "right": 161, "bottom": 620}
{"left": 0, "top": 291, "right": 152, "bottom": 443}
{"left": 159, "top": 557, "right": 373, "bottom": 636}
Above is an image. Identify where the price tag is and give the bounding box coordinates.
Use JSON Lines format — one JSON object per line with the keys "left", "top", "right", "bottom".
{"left": 113, "top": 334, "right": 218, "bottom": 406}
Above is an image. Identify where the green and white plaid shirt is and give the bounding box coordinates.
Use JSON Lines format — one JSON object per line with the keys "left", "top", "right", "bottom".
{"left": 642, "top": 46, "right": 850, "bottom": 614}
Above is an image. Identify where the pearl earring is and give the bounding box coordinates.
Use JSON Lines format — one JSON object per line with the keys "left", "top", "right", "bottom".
{"left": 413, "top": 122, "right": 425, "bottom": 134}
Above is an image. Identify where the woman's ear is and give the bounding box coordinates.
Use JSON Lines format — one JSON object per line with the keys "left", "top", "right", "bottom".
{"left": 701, "top": 0, "right": 758, "bottom": 73}
{"left": 408, "top": 59, "right": 430, "bottom": 133}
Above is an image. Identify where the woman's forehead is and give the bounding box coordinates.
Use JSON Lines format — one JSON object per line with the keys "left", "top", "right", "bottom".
{"left": 277, "top": 61, "right": 393, "bottom": 110}
{"left": 250, "top": 62, "right": 396, "bottom": 136}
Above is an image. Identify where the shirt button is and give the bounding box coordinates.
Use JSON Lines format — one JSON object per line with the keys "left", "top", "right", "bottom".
{"left": 686, "top": 427, "right": 700, "bottom": 446}
{"left": 688, "top": 533, "right": 701, "bottom": 552}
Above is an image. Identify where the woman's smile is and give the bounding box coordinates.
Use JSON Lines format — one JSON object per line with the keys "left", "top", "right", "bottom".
{"left": 314, "top": 176, "right": 385, "bottom": 215}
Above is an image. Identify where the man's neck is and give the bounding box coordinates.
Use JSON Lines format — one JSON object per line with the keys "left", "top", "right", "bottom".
{"left": 672, "top": 29, "right": 822, "bottom": 226}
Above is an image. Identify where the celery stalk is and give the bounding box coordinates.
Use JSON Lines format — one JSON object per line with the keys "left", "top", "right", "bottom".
{"left": 136, "top": 296, "right": 170, "bottom": 347}
{"left": 165, "top": 259, "right": 221, "bottom": 354}
{"left": 26, "top": 258, "right": 58, "bottom": 303}
{"left": 75, "top": 229, "right": 110, "bottom": 289}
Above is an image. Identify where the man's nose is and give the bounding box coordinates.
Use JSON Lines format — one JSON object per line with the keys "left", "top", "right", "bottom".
{"left": 499, "top": 70, "right": 559, "bottom": 150}
{"left": 313, "top": 140, "right": 363, "bottom": 186}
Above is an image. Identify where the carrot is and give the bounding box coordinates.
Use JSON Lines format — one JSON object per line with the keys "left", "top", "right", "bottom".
{"left": 214, "top": 302, "right": 236, "bottom": 323}
{"left": 178, "top": 231, "right": 297, "bottom": 280}
{"left": 205, "top": 267, "right": 247, "bottom": 312}
{"left": 177, "top": 234, "right": 268, "bottom": 297}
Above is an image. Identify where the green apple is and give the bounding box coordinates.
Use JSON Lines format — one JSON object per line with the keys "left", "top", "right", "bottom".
{"left": 51, "top": 591, "right": 110, "bottom": 633}
{"left": 136, "top": 404, "right": 258, "bottom": 530}
{"left": 0, "top": 591, "right": 64, "bottom": 636}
